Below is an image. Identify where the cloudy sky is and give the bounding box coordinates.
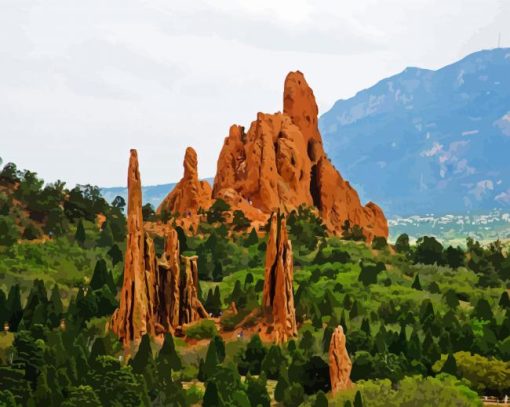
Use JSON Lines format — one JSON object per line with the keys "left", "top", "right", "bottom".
{"left": 1, "top": 0, "right": 508, "bottom": 187}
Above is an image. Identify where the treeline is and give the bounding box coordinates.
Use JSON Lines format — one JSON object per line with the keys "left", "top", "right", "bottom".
{"left": 0, "top": 158, "right": 125, "bottom": 247}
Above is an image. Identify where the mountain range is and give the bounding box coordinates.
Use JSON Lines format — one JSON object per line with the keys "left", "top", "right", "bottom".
{"left": 320, "top": 47, "right": 510, "bottom": 216}
{"left": 102, "top": 48, "right": 510, "bottom": 218}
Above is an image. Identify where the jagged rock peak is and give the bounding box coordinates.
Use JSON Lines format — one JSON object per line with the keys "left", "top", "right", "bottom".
{"left": 329, "top": 325, "right": 353, "bottom": 394}
{"left": 157, "top": 146, "right": 212, "bottom": 216}
{"left": 212, "top": 72, "right": 388, "bottom": 240}
{"left": 262, "top": 212, "right": 297, "bottom": 343}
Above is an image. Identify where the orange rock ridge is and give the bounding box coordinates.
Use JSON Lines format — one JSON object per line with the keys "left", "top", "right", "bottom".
{"left": 212, "top": 71, "right": 388, "bottom": 240}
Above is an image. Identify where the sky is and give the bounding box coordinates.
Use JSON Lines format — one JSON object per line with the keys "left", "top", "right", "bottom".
{"left": 1, "top": 0, "right": 509, "bottom": 188}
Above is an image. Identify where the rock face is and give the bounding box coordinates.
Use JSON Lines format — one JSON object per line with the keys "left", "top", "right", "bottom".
{"left": 158, "top": 147, "right": 212, "bottom": 216}
{"left": 180, "top": 256, "right": 208, "bottom": 325}
{"left": 262, "top": 212, "right": 297, "bottom": 343}
{"left": 212, "top": 71, "right": 388, "bottom": 240}
{"left": 111, "top": 149, "right": 207, "bottom": 346}
{"left": 329, "top": 325, "right": 353, "bottom": 394}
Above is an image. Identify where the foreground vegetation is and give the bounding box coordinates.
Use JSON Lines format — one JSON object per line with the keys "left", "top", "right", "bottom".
{"left": 0, "top": 158, "right": 509, "bottom": 406}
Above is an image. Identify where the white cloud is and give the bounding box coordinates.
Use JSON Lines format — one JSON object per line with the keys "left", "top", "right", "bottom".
{"left": 0, "top": 0, "right": 509, "bottom": 187}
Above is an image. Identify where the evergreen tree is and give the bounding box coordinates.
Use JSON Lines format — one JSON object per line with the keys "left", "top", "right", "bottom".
{"left": 395, "top": 233, "right": 410, "bottom": 253}
{"left": 500, "top": 291, "right": 510, "bottom": 309}
{"left": 350, "top": 300, "right": 360, "bottom": 319}
{"left": 130, "top": 334, "right": 153, "bottom": 375}
{"left": 213, "top": 335, "right": 226, "bottom": 363}
{"left": 444, "top": 289, "right": 459, "bottom": 309}
{"left": 411, "top": 274, "right": 422, "bottom": 290}
{"left": 246, "top": 374, "right": 270, "bottom": 407}
{"left": 314, "top": 391, "right": 329, "bottom": 407}
{"left": 213, "top": 261, "right": 223, "bottom": 282}
{"left": 274, "top": 370, "right": 290, "bottom": 402}
{"left": 89, "top": 259, "right": 112, "bottom": 291}
{"left": 158, "top": 332, "right": 182, "bottom": 374}
{"left": 361, "top": 318, "right": 371, "bottom": 336}
{"left": 238, "top": 334, "right": 266, "bottom": 375}
{"left": 354, "top": 390, "right": 363, "bottom": 407}
{"left": 473, "top": 298, "right": 494, "bottom": 321}
{"left": 322, "top": 326, "right": 334, "bottom": 353}
{"left": 33, "top": 368, "right": 52, "bottom": 406}
{"left": 61, "top": 385, "right": 101, "bottom": 407}
{"left": 0, "top": 289, "right": 8, "bottom": 326}
{"left": 441, "top": 353, "right": 458, "bottom": 376}
{"left": 88, "top": 337, "right": 107, "bottom": 367}
{"left": 47, "top": 284, "right": 63, "bottom": 327}
{"left": 244, "top": 272, "right": 254, "bottom": 287}
{"left": 199, "top": 339, "right": 220, "bottom": 380}
{"left": 245, "top": 227, "right": 258, "bottom": 246}
{"left": 107, "top": 244, "right": 123, "bottom": 267}
{"left": 261, "top": 345, "right": 286, "bottom": 379}
{"left": 96, "top": 221, "right": 114, "bottom": 247}
{"left": 75, "top": 219, "right": 86, "bottom": 245}
{"left": 203, "top": 381, "right": 222, "bottom": 407}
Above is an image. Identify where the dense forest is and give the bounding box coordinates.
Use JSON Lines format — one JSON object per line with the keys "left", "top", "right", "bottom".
{"left": 0, "top": 158, "right": 509, "bottom": 406}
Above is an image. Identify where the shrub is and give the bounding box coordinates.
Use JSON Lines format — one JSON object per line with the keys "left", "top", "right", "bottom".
{"left": 184, "top": 319, "right": 218, "bottom": 339}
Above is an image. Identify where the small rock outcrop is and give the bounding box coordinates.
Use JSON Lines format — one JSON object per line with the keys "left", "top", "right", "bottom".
{"left": 111, "top": 149, "right": 208, "bottom": 347}
{"left": 262, "top": 212, "right": 297, "bottom": 343}
{"left": 329, "top": 325, "right": 353, "bottom": 394}
{"left": 212, "top": 71, "right": 388, "bottom": 240}
{"left": 158, "top": 147, "right": 212, "bottom": 217}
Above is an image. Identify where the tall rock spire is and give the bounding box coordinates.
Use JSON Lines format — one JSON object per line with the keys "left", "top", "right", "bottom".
{"left": 262, "top": 212, "right": 297, "bottom": 343}
{"left": 111, "top": 150, "right": 208, "bottom": 347}
{"left": 329, "top": 325, "right": 353, "bottom": 394}
{"left": 111, "top": 149, "right": 155, "bottom": 345}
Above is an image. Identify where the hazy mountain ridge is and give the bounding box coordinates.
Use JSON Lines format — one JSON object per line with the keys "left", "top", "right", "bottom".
{"left": 320, "top": 48, "right": 510, "bottom": 216}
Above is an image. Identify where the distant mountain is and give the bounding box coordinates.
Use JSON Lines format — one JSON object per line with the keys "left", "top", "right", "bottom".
{"left": 320, "top": 48, "right": 510, "bottom": 216}
{"left": 101, "top": 178, "right": 214, "bottom": 209}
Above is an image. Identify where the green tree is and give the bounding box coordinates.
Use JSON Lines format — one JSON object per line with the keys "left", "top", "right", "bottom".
{"left": 444, "top": 245, "right": 464, "bottom": 269}
{"left": 262, "top": 345, "right": 287, "bottom": 379}
{"left": 314, "top": 391, "right": 328, "bottom": 407}
{"left": 371, "top": 236, "right": 387, "bottom": 250}
{"left": 207, "top": 199, "right": 230, "bottom": 223}
{"left": 246, "top": 374, "right": 271, "bottom": 407}
{"left": 411, "top": 274, "right": 422, "bottom": 290}
{"left": 61, "top": 385, "right": 101, "bottom": 407}
{"left": 232, "top": 209, "right": 251, "bottom": 231}
{"left": 443, "top": 289, "right": 459, "bottom": 309}
{"left": 413, "top": 236, "right": 444, "bottom": 265}
{"left": 199, "top": 339, "right": 220, "bottom": 381}
{"left": 244, "top": 227, "right": 259, "bottom": 246}
{"left": 395, "top": 233, "right": 410, "bottom": 253}
{"left": 158, "top": 332, "right": 182, "bottom": 375}
{"left": 354, "top": 390, "right": 363, "bottom": 407}
{"left": 47, "top": 285, "right": 63, "bottom": 327}
{"left": 203, "top": 381, "right": 222, "bottom": 407}
{"left": 107, "top": 244, "right": 123, "bottom": 267}
{"left": 283, "top": 382, "right": 305, "bottom": 407}
{"left": 6, "top": 285, "right": 23, "bottom": 331}
{"left": 238, "top": 334, "right": 266, "bottom": 375}
{"left": 75, "top": 219, "right": 86, "bottom": 245}
{"left": 0, "top": 215, "right": 19, "bottom": 246}
{"left": 472, "top": 298, "right": 493, "bottom": 321}
{"left": 97, "top": 221, "right": 114, "bottom": 247}
{"left": 441, "top": 353, "right": 458, "bottom": 376}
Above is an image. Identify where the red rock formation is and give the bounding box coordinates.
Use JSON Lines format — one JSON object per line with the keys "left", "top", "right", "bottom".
{"left": 112, "top": 150, "right": 208, "bottom": 346}
{"left": 179, "top": 256, "right": 208, "bottom": 325}
{"left": 262, "top": 212, "right": 297, "bottom": 343}
{"left": 111, "top": 149, "right": 155, "bottom": 345}
{"left": 158, "top": 228, "right": 180, "bottom": 330}
{"left": 329, "top": 325, "right": 353, "bottom": 394}
{"left": 212, "top": 72, "right": 388, "bottom": 240}
{"left": 158, "top": 147, "right": 212, "bottom": 216}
